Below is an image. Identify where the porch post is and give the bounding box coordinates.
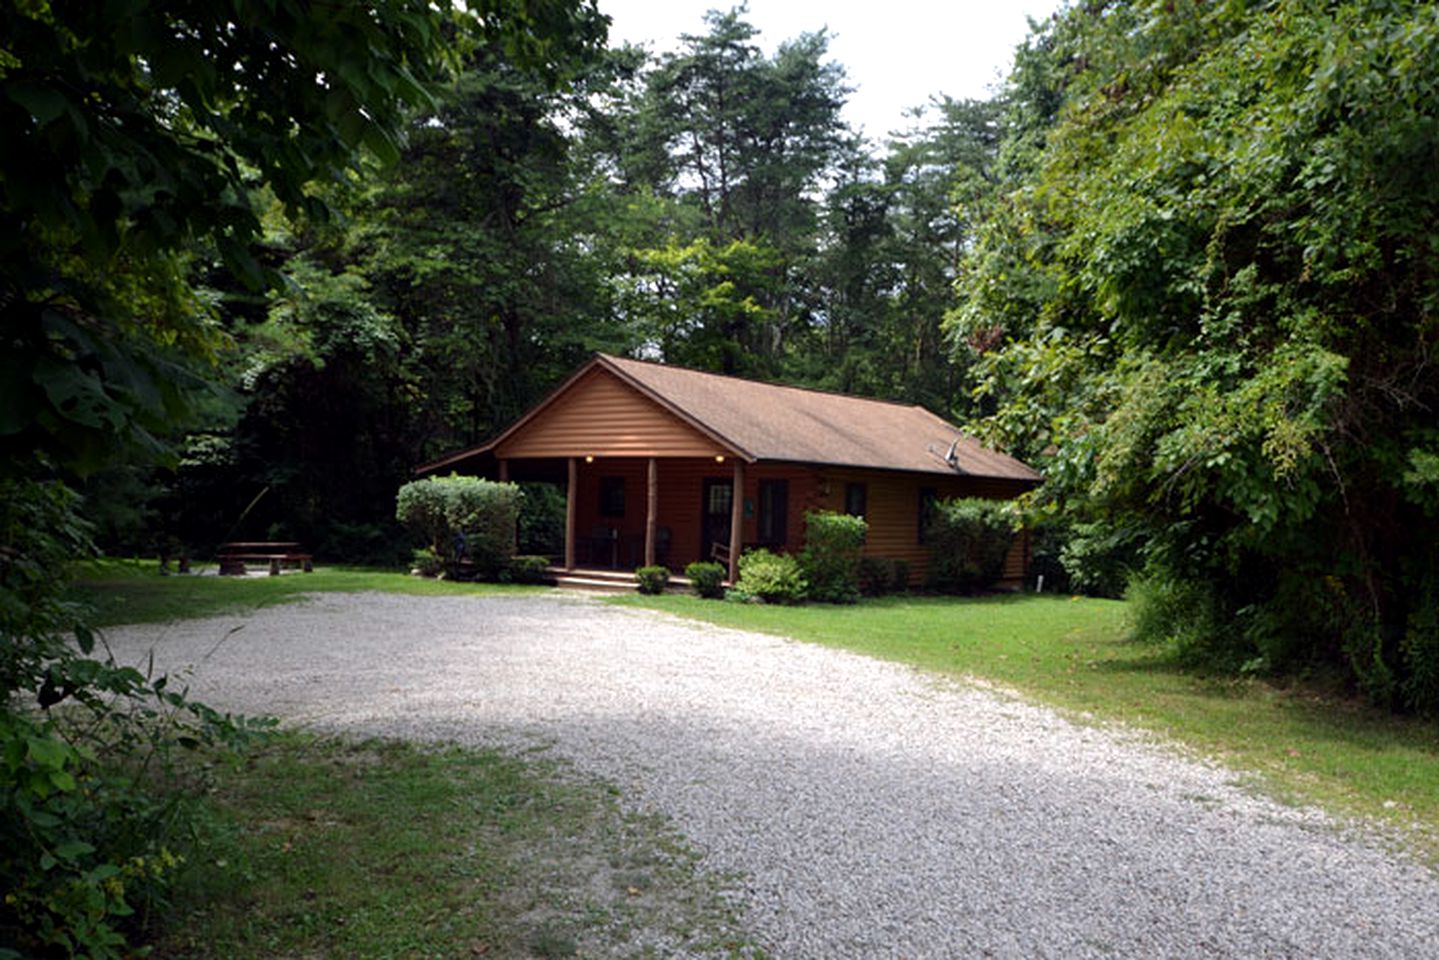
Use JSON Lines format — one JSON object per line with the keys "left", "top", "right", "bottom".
{"left": 728, "top": 459, "right": 744, "bottom": 584}
{"left": 497, "top": 459, "right": 509, "bottom": 482}
{"left": 644, "top": 457, "right": 658, "bottom": 568}
{"left": 565, "top": 456, "right": 577, "bottom": 570}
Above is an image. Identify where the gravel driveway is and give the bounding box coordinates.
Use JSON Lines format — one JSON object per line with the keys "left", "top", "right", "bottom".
{"left": 106, "top": 592, "right": 1438, "bottom": 958}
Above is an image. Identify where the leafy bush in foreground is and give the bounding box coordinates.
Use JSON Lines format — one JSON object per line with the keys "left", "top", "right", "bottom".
{"left": 859, "top": 557, "right": 910, "bottom": 596}
{"left": 507, "top": 555, "right": 552, "bottom": 585}
{"left": 1, "top": 478, "right": 262, "bottom": 958}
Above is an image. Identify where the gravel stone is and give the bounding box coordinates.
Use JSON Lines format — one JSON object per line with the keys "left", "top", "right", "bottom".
{"left": 106, "top": 592, "right": 1439, "bottom": 958}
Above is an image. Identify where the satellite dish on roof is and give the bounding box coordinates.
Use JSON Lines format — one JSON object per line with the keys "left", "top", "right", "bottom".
{"left": 926, "top": 440, "right": 961, "bottom": 474}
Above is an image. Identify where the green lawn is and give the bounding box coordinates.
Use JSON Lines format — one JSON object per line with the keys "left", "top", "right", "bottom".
{"left": 614, "top": 592, "right": 1439, "bottom": 854}
{"left": 74, "top": 558, "right": 542, "bottom": 627}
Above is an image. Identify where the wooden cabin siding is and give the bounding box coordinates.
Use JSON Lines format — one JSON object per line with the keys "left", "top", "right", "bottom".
{"left": 495, "top": 369, "right": 727, "bottom": 460}
{"left": 809, "top": 467, "right": 1033, "bottom": 586}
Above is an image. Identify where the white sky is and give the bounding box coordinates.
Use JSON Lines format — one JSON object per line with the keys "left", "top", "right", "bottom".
{"left": 597, "top": 0, "right": 1063, "bottom": 145}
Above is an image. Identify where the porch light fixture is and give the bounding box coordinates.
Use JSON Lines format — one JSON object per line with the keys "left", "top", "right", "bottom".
{"left": 714, "top": 454, "right": 725, "bottom": 463}
{"left": 584, "top": 455, "right": 594, "bottom": 463}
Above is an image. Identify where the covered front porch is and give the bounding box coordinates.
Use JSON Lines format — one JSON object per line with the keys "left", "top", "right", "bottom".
{"left": 499, "top": 453, "right": 808, "bottom": 584}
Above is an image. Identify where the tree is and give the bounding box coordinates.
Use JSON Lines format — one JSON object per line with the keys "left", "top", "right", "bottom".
{"left": 0, "top": 3, "right": 608, "bottom": 951}
{"left": 809, "top": 97, "right": 1005, "bottom": 412}
{"left": 615, "top": 6, "right": 850, "bottom": 373}
{"left": 183, "top": 24, "right": 627, "bottom": 558}
{"left": 955, "top": 0, "right": 1439, "bottom": 709}
{"left": 1, "top": 0, "right": 605, "bottom": 477}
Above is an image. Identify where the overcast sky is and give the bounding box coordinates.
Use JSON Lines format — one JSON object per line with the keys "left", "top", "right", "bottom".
{"left": 597, "top": 0, "right": 1063, "bottom": 144}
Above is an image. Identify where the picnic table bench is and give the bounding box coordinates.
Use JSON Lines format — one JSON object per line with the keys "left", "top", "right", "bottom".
{"left": 217, "top": 541, "right": 313, "bottom": 576}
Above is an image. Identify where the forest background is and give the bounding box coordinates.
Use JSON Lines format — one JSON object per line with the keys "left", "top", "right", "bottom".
{"left": 6, "top": 0, "right": 1439, "bottom": 710}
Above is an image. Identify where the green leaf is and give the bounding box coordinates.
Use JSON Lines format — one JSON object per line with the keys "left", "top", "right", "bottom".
{"left": 54, "top": 839, "right": 94, "bottom": 860}
{"left": 25, "top": 735, "right": 70, "bottom": 771}
{"left": 7, "top": 80, "right": 66, "bottom": 126}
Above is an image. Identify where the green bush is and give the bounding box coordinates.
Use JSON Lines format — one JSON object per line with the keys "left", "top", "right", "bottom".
{"left": 1, "top": 477, "right": 262, "bottom": 958}
{"left": 517, "top": 482, "right": 566, "bottom": 557}
{"left": 1403, "top": 595, "right": 1439, "bottom": 716}
{"left": 395, "top": 475, "right": 521, "bottom": 580}
{"left": 926, "top": 498, "right": 1016, "bottom": 594}
{"left": 506, "top": 555, "right": 551, "bottom": 585}
{"left": 798, "top": 511, "right": 866, "bottom": 603}
{"left": 736, "top": 549, "right": 807, "bottom": 604}
{"left": 1125, "top": 568, "right": 1230, "bottom": 667}
{"left": 1057, "top": 521, "right": 1141, "bottom": 598}
{"left": 635, "top": 565, "right": 670, "bottom": 595}
{"left": 859, "top": 556, "right": 910, "bottom": 596}
{"left": 411, "top": 546, "right": 444, "bottom": 578}
{"left": 684, "top": 561, "right": 727, "bottom": 599}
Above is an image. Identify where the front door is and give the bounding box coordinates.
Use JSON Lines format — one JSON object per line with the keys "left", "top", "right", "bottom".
{"left": 700, "top": 478, "right": 733, "bottom": 562}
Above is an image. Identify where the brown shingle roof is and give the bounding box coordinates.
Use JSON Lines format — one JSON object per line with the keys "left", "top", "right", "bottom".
{"left": 598, "top": 355, "right": 1040, "bottom": 481}
{"left": 417, "top": 354, "right": 1041, "bottom": 482}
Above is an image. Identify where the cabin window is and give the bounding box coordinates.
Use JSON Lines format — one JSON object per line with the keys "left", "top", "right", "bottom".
{"left": 918, "top": 487, "right": 937, "bottom": 544}
{"left": 844, "top": 482, "right": 867, "bottom": 519}
{"left": 599, "top": 476, "right": 626, "bottom": 517}
{"left": 758, "top": 479, "right": 789, "bottom": 546}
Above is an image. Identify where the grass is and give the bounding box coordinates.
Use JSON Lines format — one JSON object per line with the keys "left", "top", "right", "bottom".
{"left": 154, "top": 734, "right": 759, "bottom": 959}
{"left": 613, "top": 592, "right": 1439, "bottom": 855}
{"left": 74, "top": 558, "right": 542, "bottom": 627}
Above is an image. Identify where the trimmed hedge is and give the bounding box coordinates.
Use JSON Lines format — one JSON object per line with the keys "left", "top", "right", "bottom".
{"left": 395, "top": 475, "right": 520, "bottom": 580}
{"left": 798, "top": 510, "right": 866, "bottom": 603}
{"left": 736, "top": 549, "right": 807, "bottom": 604}
{"left": 684, "top": 561, "right": 727, "bottom": 599}
{"left": 859, "top": 556, "right": 910, "bottom": 596}
{"left": 635, "top": 565, "right": 670, "bottom": 595}
{"left": 507, "top": 555, "right": 551, "bottom": 584}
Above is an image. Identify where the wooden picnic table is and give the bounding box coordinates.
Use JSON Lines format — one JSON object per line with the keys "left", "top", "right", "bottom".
{"left": 217, "top": 541, "right": 313, "bottom": 576}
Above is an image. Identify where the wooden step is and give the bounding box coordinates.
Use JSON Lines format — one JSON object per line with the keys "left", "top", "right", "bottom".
{"left": 545, "top": 566, "right": 693, "bottom": 594}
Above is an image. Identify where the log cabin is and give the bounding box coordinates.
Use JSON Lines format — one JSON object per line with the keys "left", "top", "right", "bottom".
{"left": 416, "top": 353, "right": 1042, "bottom": 586}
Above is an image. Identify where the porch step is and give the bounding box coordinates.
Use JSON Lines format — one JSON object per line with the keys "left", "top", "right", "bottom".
{"left": 545, "top": 566, "right": 692, "bottom": 594}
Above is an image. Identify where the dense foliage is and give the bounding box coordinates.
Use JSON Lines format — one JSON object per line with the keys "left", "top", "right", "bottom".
{"left": 953, "top": 0, "right": 1439, "bottom": 706}
{"left": 0, "top": 478, "right": 264, "bottom": 957}
{"left": 798, "top": 511, "right": 867, "bottom": 603}
{"left": 634, "top": 565, "right": 671, "bottom": 595}
{"left": 858, "top": 557, "right": 911, "bottom": 596}
{"left": 2, "top": 2, "right": 603, "bottom": 953}
{"left": 734, "top": 549, "right": 807, "bottom": 604}
{"left": 925, "top": 498, "right": 1016, "bottom": 594}
{"left": 684, "top": 561, "right": 728, "bottom": 600}
{"left": 395, "top": 476, "right": 521, "bottom": 579}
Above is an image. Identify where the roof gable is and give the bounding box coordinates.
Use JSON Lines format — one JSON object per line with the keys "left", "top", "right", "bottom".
{"left": 493, "top": 366, "right": 731, "bottom": 460}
